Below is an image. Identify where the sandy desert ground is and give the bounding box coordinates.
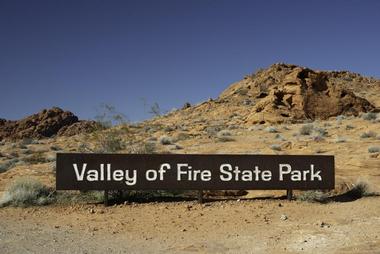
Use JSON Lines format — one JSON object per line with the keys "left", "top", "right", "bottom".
{"left": 1, "top": 64, "right": 380, "bottom": 253}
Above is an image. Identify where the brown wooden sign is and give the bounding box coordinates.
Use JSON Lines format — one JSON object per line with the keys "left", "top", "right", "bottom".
{"left": 56, "top": 153, "right": 334, "bottom": 190}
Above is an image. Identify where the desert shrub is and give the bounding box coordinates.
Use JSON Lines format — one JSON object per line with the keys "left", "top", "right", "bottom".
{"left": 265, "top": 126, "right": 278, "bottom": 133}
{"left": 217, "top": 136, "right": 235, "bottom": 142}
{"left": 163, "top": 126, "right": 174, "bottom": 132}
{"left": 217, "top": 130, "right": 235, "bottom": 142}
{"left": 299, "top": 124, "right": 313, "bottom": 135}
{"left": 20, "top": 138, "right": 34, "bottom": 145}
{"left": 362, "top": 112, "right": 377, "bottom": 121}
{"left": 270, "top": 144, "right": 281, "bottom": 151}
{"left": 368, "top": 146, "right": 380, "bottom": 153}
{"left": 205, "top": 126, "right": 221, "bottom": 136}
{"left": 314, "top": 127, "right": 328, "bottom": 137}
{"left": 217, "top": 130, "right": 232, "bottom": 137}
{"left": 313, "top": 134, "right": 325, "bottom": 142}
{"left": 50, "top": 145, "right": 62, "bottom": 151}
{"left": 127, "top": 142, "right": 156, "bottom": 154}
{"left": 174, "top": 132, "right": 190, "bottom": 141}
{"left": 20, "top": 148, "right": 32, "bottom": 155}
{"left": 23, "top": 152, "right": 47, "bottom": 164}
{"left": 345, "top": 124, "right": 355, "bottom": 130}
{"left": 336, "top": 115, "right": 345, "bottom": 124}
{"left": 159, "top": 136, "right": 173, "bottom": 145}
{"left": 335, "top": 137, "right": 347, "bottom": 143}
{"left": 0, "top": 159, "right": 18, "bottom": 173}
{"left": 45, "top": 153, "right": 56, "bottom": 162}
{"left": 94, "top": 129, "right": 125, "bottom": 153}
{"left": 360, "top": 131, "right": 377, "bottom": 139}
{"left": 314, "top": 148, "right": 325, "bottom": 154}
{"left": 55, "top": 191, "right": 104, "bottom": 204}
{"left": 95, "top": 103, "right": 127, "bottom": 128}
{"left": 297, "top": 190, "right": 329, "bottom": 203}
{"left": 275, "top": 134, "right": 286, "bottom": 141}
{"left": 0, "top": 178, "right": 54, "bottom": 207}
{"left": 148, "top": 102, "right": 162, "bottom": 117}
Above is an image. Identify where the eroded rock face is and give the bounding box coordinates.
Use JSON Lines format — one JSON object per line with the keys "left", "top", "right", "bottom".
{"left": 148, "top": 63, "right": 379, "bottom": 128}
{"left": 57, "top": 121, "right": 100, "bottom": 137}
{"left": 221, "top": 64, "right": 376, "bottom": 124}
{"left": 0, "top": 107, "right": 98, "bottom": 140}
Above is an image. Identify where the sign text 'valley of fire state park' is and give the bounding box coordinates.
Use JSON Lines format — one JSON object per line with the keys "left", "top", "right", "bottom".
{"left": 56, "top": 154, "right": 334, "bottom": 190}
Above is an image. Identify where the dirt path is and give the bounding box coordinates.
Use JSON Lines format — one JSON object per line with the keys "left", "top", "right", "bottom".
{"left": 1, "top": 197, "right": 380, "bottom": 254}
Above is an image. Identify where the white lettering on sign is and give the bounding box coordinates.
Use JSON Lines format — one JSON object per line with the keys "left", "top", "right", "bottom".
{"left": 279, "top": 164, "right": 322, "bottom": 181}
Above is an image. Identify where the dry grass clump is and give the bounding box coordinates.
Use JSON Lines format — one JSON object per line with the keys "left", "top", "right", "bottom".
{"left": 297, "top": 190, "right": 329, "bottom": 203}
{"left": 22, "top": 152, "right": 47, "bottom": 164}
{"left": 216, "top": 130, "right": 235, "bottom": 142}
{"left": 368, "top": 146, "right": 380, "bottom": 153}
{"left": 0, "top": 158, "right": 18, "bottom": 173}
{"left": 159, "top": 135, "right": 173, "bottom": 145}
{"left": 360, "top": 131, "right": 377, "bottom": 139}
{"left": 0, "top": 178, "right": 54, "bottom": 207}
{"left": 93, "top": 129, "right": 125, "bottom": 153}
{"left": 335, "top": 136, "right": 347, "bottom": 143}
{"left": 265, "top": 126, "right": 279, "bottom": 133}
{"left": 270, "top": 144, "right": 281, "bottom": 151}
{"left": 299, "top": 124, "right": 313, "bottom": 135}
{"left": 362, "top": 112, "right": 377, "bottom": 121}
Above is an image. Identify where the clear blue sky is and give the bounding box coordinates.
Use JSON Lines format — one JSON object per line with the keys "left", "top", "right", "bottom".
{"left": 1, "top": 0, "right": 379, "bottom": 121}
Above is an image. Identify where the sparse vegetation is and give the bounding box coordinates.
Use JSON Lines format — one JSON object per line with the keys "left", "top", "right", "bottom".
{"left": 23, "top": 152, "right": 47, "bottom": 164}
{"left": 0, "top": 159, "right": 18, "bottom": 173}
{"left": 335, "top": 136, "right": 347, "bottom": 143}
{"left": 159, "top": 135, "right": 173, "bottom": 145}
{"left": 0, "top": 178, "right": 54, "bottom": 207}
{"left": 216, "top": 130, "right": 235, "bottom": 142}
{"left": 93, "top": 129, "right": 126, "bottom": 153}
{"left": 128, "top": 142, "right": 156, "bottom": 154}
{"left": 368, "top": 146, "right": 380, "bottom": 153}
{"left": 336, "top": 115, "right": 345, "bottom": 124}
{"left": 148, "top": 102, "right": 162, "bottom": 117}
{"left": 362, "top": 112, "right": 377, "bottom": 121}
{"left": 95, "top": 103, "right": 128, "bottom": 128}
{"left": 275, "top": 134, "right": 286, "bottom": 141}
{"left": 314, "top": 127, "right": 328, "bottom": 137}
{"left": 270, "top": 144, "right": 281, "bottom": 151}
{"left": 299, "top": 124, "right": 313, "bottom": 135}
{"left": 265, "top": 126, "right": 279, "bottom": 133}
{"left": 360, "top": 131, "right": 377, "bottom": 139}
{"left": 55, "top": 191, "right": 104, "bottom": 205}
{"left": 297, "top": 190, "right": 329, "bottom": 203}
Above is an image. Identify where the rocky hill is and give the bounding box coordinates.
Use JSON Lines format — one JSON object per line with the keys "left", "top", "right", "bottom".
{"left": 150, "top": 63, "right": 380, "bottom": 129}
{"left": 0, "top": 107, "right": 99, "bottom": 141}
